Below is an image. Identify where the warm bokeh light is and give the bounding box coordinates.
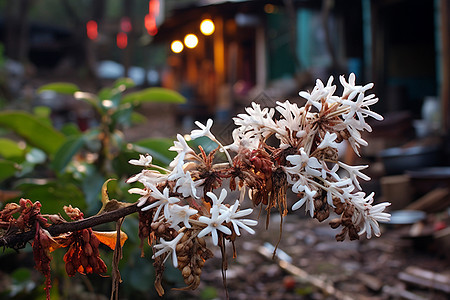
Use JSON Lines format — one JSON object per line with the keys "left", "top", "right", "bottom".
{"left": 145, "top": 14, "right": 158, "bottom": 36}
{"left": 116, "top": 32, "right": 128, "bottom": 49}
{"left": 200, "top": 19, "right": 215, "bottom": 35}
{"left": 264, "top": 4, "right": 277, "bottom": 14}
{"left": 184, "top": 34, "right": 198, "bottom": 48}
{"left": 121, "top": 17, "right": 132, "bottom": 33}
{"left": 86, "top": 20, "right": 98, "bottom": 40}
{"left": 171, "top": 40, "right": 184, "bottom": 53}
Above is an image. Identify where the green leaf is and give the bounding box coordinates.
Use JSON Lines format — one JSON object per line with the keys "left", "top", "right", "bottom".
{"left": 81, "top": 168, "right": 105, "bottom": 214}
{"left": 122, "top": 87, "right": 186, "bottom": 104}
{"left": 112, "top": 104, "right": 133, "bottom": 127}
{"left": 60, "top": 123, "right": 82, "bottom": 137}
{"left": 74, "top": 91, "right": 101, "bottom": 112}
{"left": 33, "top": 106, "right": 52, "bottom": 126}
{"left": 130, "top": 111, "right": 147, "bottom": 125}
{"left": 51, "top": 136, "right": 86, "bottom": 173}
{"left": 0, "top": 111, "right": 65, "bottom": 155}
{"left": 0, "top": 138, "right": 24, "bottom": 159}
{"left": 15, "top": 180, "right": 85, "bottom": 215}
{"left": 114, "top": 77, "right": 136, "bottom": 89}
{"left": 37, "top": 82, "right": 80, "bottom": 95}
{"left": 0, "top": 159, "right": 18, "bottom": 181}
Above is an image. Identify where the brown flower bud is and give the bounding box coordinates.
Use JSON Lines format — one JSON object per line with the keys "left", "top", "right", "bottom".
{"left": 182, "top": 266, "right": 191, "bottom": 277}
{"left": 151, "top": 221, "right": 160, "bottom": 231}
{"left": 194, "top": 267, "right": 202, "bottom": 275}
{"left": 329, "top": 218, "right": 341, "bottom": 229}
{"left": 185, "top": 274, "right": 195, "bottom": 285}
{"left": 197, "top": 237, "right": 206, "bottom": 248}
{"left": 90, "top": 234, "right": 100, "bottom": 248}
{"left": 84, "top": 243, "right": 93, "bottom": 256}
{"left": 65, "top": 262, "right": 76, "bottom": 276}
{"left": 82, "top": 229, "right": 90, "bottom": 243}
{"left": 178, "top": 255, "right": 189, "bottom": 262}
{"left": 80, "top": 255, "right": 89, "bottom": 268}
{"left": 157, "top": 224, "right": 166, "bottom": 234}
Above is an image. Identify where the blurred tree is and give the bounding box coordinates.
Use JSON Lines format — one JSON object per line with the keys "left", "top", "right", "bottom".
{"left": 4, "top": 0, "right": 32, "bottom": 64}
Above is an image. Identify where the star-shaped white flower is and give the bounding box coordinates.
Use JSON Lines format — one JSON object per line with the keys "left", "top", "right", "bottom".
{"left": 174, "top": 171, "right": 199, "bottom": 199}
{"left": 128, "top": 154, "right": 153, "bottom": 167}
{"left": 338, "top": 162, "right": 370, "bottom": 190}
{"left": 318, "top": 132, "right": 339, "bottom": 149}
{"left": 292, "top": 184, "right": 317, "bottom": 217}
{"left": 190, "top": 118, "right": 215, "bottom": 140}
{"left": 351, "top": 192, "right": 391, "bottom": 238}
{"left": 169, "top": 134, "right": 195, "bottom": 169}
{"left": 166, "top": 204, "right": 198, "bottom": 229}
{"left": 285, "top": 148, "right": 322, "bottom": 178}
{"left": 339, "top": 73, "right": 374, "bottom": 101}
{"left": 224, "top": 200, "right": 257, "bottom": 236}
{"left": 128, "top": 187, "right": 152, "bottom": 207}
{"left": 152, "top": 232, "right": 185, "bottom": 267}
{"left": 341, "top": 93, "right": 383, "bottom": 130}
{"left": 141, "top": 186, "right": 180, "bottom": 221}
{"left": 197, "top": 189, "right": 231, "bottom": 245}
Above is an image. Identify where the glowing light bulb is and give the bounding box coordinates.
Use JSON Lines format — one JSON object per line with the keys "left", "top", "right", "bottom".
{"left": 184, "top": 34, "right": 198, "bottom": 49}
{"left": 171, "top": 40, "right": 184, "bottom": 53}
{"left": 200, "top": 19, "right": 215, "bottom": 35}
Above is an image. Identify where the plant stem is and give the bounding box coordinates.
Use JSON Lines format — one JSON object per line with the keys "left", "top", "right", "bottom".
{"left": 0, "top": 204, "right": 140, "bottom": 249}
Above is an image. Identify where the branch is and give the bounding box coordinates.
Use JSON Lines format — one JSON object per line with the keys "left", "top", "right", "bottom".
{"left": 0, "top": 203, "right": 140, "bottom": 249}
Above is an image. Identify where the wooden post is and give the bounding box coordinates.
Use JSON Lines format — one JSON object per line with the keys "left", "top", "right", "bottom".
{"left": 440, "top": 0, "right": 450, "bottom": 133}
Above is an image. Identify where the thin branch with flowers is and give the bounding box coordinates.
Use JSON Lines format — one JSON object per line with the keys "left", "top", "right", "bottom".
{"left": 0, "top": 73, "right": 390, "bottom": 298}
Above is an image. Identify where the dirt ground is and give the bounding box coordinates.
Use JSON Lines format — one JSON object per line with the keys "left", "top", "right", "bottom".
{"left": 171, "top": 211, "right": 450, "bottom": 300}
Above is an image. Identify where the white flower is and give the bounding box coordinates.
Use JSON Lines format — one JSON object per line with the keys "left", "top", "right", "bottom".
{"left": 351, "top": 192, "right": 391, "bottom": 238}
{"left": 126, "top": 170, "right": 168, "bottom": 187}
{"left": 128, "top": 154, "right": 153, "bottom": 167}
{"left": 275, "top": 100, "right": 303, "bottom": 140}
{"left": 338, "top": 162, "right": 370, "bottom": 190}
{"left": 339, "top": 73, "right": 374, "bottom": 100}
{"left": 291, "top": 184, "right": 317, "bottom": 217}
{"left": 174, "top": 171, "right": 200, "bottom": 199}
{"left": 190, "top": 118, "right": 215, "bottom": 140}
{"left": 285, "top": 148, "right": 322, "bottom": 178}
{"left": 341, "top": 93, "right": 383, "bottom": 131}
{"left": 128, "top": 187, "right": 152, "bottom": 207}
{"left": 207, "top": 189, "right": 227, "bottom": 208}
{"left": 224, "top": 129, "right": 260, "bottom": 153}
{"left": 233, "top": 102, "right": 277, "bottom": 138}
{"left": 318, "top": 132, "right": 339, "bottom": 149}
{"left": 152, "top": 232, "right": 185, "bottom": 267}
{"left": 166, "top": 204, "right": 198, "bottom": 229}
{"left": 298, "top": 76, "right": 336, "bottom": 112}
{"left": 141, "top": 186, "right": 180, "bottom": 221}
{"left": 197, "top": 189, "right": 232, "bottom": 245}
{"left": 169, "top": 134, "right": 195, "bottom": 169}
{"left": 224, "top": 200, "right": 258, "bottom": 236}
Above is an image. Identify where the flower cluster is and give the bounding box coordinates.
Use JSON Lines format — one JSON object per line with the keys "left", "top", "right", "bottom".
{"left": 128, "top": 73, "right": 390, "bottom": 295}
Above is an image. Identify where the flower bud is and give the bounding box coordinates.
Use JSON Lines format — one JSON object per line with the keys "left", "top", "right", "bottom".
{"left": 185, "top": 274, "right": 195, "bottom": 285}
{"left": 329, "top": 218, "right": 341, "bottom": 229}
{"left": 82, "top": 229, "right": 90, "bottom": 243}
{"left": 84, "top": 243, "right": 93, "bottom": 256}
{"left": 182, "top": 266, "right": 191, "bottom": 277}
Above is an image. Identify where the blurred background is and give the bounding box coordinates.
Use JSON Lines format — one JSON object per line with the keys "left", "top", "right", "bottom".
{"left": 0, "top": 0, "right": 450, "bottom": 299}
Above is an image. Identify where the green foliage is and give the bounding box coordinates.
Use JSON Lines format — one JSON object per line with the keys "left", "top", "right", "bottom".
{"left": 0, "top": 111, "right": 65, "bottom": 155}
{"left": 37, "top": 82, "right": 80, "bottom": 95}
{"left": 122, "top": 87, "right": 187, "bottom": 104}
{"left": 0, "top": 159, "right": 18, "bottom": 181}
{"left": 0, "top": 137, "right": 24, "bottom": 159}
{"left": 0, "top": 78, "right": 187, "bottom": 297}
